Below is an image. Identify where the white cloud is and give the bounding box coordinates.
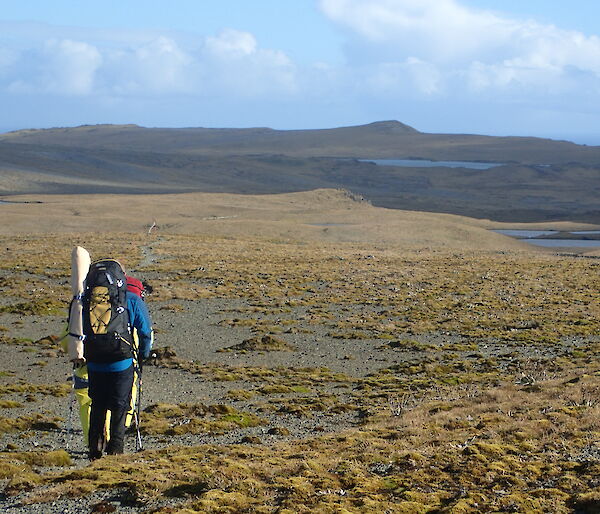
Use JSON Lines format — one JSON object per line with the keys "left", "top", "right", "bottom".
{"left": 0, "top": 47, "right": 18, "bottom": 73}
{"left": 319, "top": 0, "right": 516, "bottom": 62}
{"left": 135, "top": 37, "right": 192, "bottom": 91}
{"left": 205, "top": 29, "right": 257, "bottom": 58}
{"left": 6, "top": 39, "right": 102, "bottom": 95}
{"left": 0, "top": 25, "right": 298, "bottom": 99}
{"left": 103, "top": 37, "right": 193, "bottom": 94}
{"left": 367, "top": 58, "right": 442, "bottom": 96}
{"left": 319, "top": 0, "right": 600, "bottom": 94}
{"left": 200, "top": 29, "right": 297, "bottom": 96}
{"left": 43, "top": 39, "right": 102, "bottom": 95}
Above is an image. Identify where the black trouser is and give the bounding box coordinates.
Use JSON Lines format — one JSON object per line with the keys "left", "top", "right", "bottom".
{"left": 88, "top": 364, "right": 134, "bottom": 457}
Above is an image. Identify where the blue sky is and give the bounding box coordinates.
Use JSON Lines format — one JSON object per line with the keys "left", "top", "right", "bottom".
{"left": 1, "top": 0, "right": 599, "bottom": 144}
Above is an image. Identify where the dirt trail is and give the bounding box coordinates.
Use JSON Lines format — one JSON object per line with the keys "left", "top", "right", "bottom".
{"left": 137, "top": 236, "right": 165, "bottom": 269}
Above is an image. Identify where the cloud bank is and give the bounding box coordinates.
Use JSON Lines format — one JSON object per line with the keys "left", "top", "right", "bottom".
{"left": 0, "top": 1, "right": 599, "bottom": 140}
{"left": 319, "top": 0, "right": 600, "bottom": 97}
{"left": 0, "top": 25, "right": 297, "bottom": 99}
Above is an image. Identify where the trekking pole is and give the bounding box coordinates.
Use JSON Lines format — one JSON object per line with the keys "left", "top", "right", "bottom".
{"left": 65, "top": 373, "right": 75, "bottom": 451}
{"left": 133, "top": 351, "right": 144, "bottom": 452}
{"left": 133, "top": 351, "right": 157, "bottom": 452}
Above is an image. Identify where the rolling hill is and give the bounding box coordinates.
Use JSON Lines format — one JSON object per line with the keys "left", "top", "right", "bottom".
{"left": 1, "top": 121, "right": 599, "bottom": 222}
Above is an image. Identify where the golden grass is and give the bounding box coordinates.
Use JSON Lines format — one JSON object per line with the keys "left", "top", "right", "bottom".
{"left": 141, "top": 403, "right": 264, "bottom": 435}
{"left": 5, "top": 374, "right": 599, "bottom": 512}
{"left": 1, "top": 228, "right": 599, "bottom": 512}
{"left": 133, "top": 233, "right": 600, "bottom": 342}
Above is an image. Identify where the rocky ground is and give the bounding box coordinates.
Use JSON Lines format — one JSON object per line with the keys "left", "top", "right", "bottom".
{"left": 1, "top": 233, "right": 599, "bottom": 513}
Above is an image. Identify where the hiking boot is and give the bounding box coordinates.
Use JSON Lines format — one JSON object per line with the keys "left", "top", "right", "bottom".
{"left": 106, "top": 441, "right": 124, "bottom": 455}
{"left": 89, "top": 450, "right": 102, "bottom": 461}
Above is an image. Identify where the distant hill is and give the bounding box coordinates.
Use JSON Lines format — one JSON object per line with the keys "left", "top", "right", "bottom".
{"left": 2, "top": 120, "right": 599, "bottom": 163}
{"left": 1, "top": 121, "right": 599, "bottom": 222}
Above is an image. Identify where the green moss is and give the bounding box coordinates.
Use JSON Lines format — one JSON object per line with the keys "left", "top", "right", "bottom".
{"left": 259, "top": 384, "right": 294, "bottom": 394}
{"left": 220, "top": 413, "right": 262, "bottom": 428}
{"left": 5, "top": 471, "right": 43, "bottom": 494}
{"left": 0, "top": 450, "right": 72, "bottom": 467}
{"left": 2, "top": 233, "right": 600, "bottom": 512}
{"left": 141, "top": 403, "right": 264, "bottom": 435}
{"left": 0, "top": 400, "right": 23, "bottom": 408}
{"left": 386, "top": 339, "right": 435, "bottom": 351}
{"left": 0, "top": 383, "right": 71, "bottom": 397}
{"left": 226, "top": 389, "right": 257, "bottom": 401}
{"left": 0, "top": 461, "right": 26, "bottom": 480}
{"left": 291, "top": 385, "right": 312, "bottom": 393}
{"left": 571, "top": 350, "right": 587, "bottom": 359}
{"left": 0, "top": 414, "right": 62, "bottom": 434}
{"left": 0, "top": 298, "right": 65, "bottom": 316}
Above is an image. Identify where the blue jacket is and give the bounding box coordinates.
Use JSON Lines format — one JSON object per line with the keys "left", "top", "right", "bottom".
{"left": 87, "top": 291, "right": 153, "bottom": 372}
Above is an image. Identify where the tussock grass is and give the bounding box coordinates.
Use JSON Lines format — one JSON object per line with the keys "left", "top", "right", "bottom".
{"left": 0, "top": 299, "right": 65, "bottom": 316}
{"left": 1, "top": 232, "right": 600, "bottom": 512}
{"left": 141, "top": 403, "right": 264, "bottom": 435}
{"left": 0, "top": 414, "right": 63, "bottom": 434}
{"left": 0, "top": 383, "right": 71, "bottom": 398}
{"left": 6, "top": 374, "right": 600, "bottom": 511}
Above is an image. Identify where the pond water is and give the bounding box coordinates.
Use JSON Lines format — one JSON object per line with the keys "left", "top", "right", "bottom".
{"left": 0, "top": 200, "right": 42, "bottom": 204}
{"left": 494, "top": 230, "right": 558, "bottom": 238}
{"left": 525, "top": 239, "right": 600, "bottom": 248}
{"left": 493, "top": 229, "right": 600, "bottom": 248}
{"left": 360, "top": 159, "right": 504, "bottom": 170}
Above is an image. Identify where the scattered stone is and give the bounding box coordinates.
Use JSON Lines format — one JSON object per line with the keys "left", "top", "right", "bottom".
{"left": 221, "top": 335, "right": 297, "bottom": 353}
{"left": 90, "top": 501, "right": 117, "bottom": 513}
{"left": 241, "top": 435, "right": 261, "bottom": 444}
{"left": 267, "top": 426, "right": 291, "bottom": 436}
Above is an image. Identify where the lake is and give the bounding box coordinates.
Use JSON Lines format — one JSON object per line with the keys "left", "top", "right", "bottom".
{"left": 360, "top": 159, "right": 504, "bottom": 170}
{"left": 494, "top": 229, "right": 600, "bottom": 248}
{"left": 494, "top": 230, "right": 558, "bottom": 238}
{"left": 525, "top": 239, "right": 600, "bottom": 248}
{"left": 0, "top": 200, "right": 42, "bottom": 204}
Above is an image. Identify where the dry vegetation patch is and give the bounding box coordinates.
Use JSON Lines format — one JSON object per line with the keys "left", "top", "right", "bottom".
{"left": 4, "top": 375, "right": 599, "bottom": 512}
{"left": 135, "top": 234, "right": 600, "bottom": 342}
{"left": 141, "top": 403, "right": 264, "bottom": 435}
{"left": 220, "top": 335, "right": 297, "bottom": 353}
{"left": 1, "top": 232, "right": 599, "bottom": 512}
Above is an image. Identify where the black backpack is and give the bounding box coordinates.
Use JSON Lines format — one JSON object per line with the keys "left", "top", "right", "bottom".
{"left": 82, "top": 259, "right": 133, "bottom": 363}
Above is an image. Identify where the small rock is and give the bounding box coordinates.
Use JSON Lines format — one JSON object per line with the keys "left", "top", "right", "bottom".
{"left": 241, "top": 435, "right": 261, "bottom": 444}
{"left": 267, "top": 427, "right": 291, "bottom": 436}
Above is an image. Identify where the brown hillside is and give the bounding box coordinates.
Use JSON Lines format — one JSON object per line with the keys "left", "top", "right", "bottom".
{"left": 0, "top": 189, "right": 530, "bottom": 251}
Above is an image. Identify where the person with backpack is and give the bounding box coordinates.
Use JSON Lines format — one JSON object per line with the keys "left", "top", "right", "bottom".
{"left": 63, "top": 275, "right": 151, "bottom": 446}
{"left": 70, "top": 259, "right": 153, "bottom": 460}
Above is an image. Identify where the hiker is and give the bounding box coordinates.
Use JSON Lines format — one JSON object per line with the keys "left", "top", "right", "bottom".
{"left": 70, "top": 260, "right": 153, "bottom": 460}
{"left": 124, "top": 276, "right": 151, "bottom": 430}
{"left": 63, "top": 275, "right": 151, "bottom": 446}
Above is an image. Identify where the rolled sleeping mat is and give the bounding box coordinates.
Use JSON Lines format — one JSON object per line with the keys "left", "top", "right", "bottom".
{"left": 67, "top": 246, "right": 91, "bottom": 361}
